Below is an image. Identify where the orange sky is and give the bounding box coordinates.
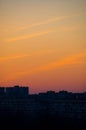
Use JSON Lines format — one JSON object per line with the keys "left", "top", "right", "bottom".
{"left": 0, "top": 0, "right": 86, "bottom": 93}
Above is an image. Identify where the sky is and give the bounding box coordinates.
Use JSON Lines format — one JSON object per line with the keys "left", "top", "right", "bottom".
{"left": 0, "top": 0, "right": 86, "bottom": 93}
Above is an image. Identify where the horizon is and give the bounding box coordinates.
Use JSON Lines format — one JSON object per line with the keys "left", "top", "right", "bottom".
{"left": 0, "top": 0, "right": 86, "bottom": 93}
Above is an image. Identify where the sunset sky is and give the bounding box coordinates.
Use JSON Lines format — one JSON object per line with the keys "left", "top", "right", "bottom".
{"left": 0, "top": 0, "right": 86, "bottom": 93}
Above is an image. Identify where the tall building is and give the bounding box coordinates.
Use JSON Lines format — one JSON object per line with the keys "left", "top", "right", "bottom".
{"left": 6, "top": 85, "right": 29, "bottom": 97}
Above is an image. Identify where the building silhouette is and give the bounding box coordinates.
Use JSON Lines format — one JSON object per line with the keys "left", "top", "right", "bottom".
{"left": 0, "top": 85, "right": 86, "bottom": 129}
{"left": 6, "top": 85, "right": 29, "bottom": 97}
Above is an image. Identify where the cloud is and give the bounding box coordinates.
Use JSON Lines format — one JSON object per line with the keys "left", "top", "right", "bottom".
{"left": 28, "top": 51, "right": 86, "bottom": 73}
{"left": 0, "top": 54, "right": 29, "bottom": 62}
{"left": 16, "top": 16, "right": 66, "bottom": 31}
{"left": 5, "top": 14, "right": 81, "bottom": 43}
{"left": 2, "top": 13, "right": 81, "bottom": 34}
{"left": 15, "top": 13, "right": 81, "bottom": 32}
{"left": 5, "top": 24, "right": 79, "bottom": 43}
{"left": 7, "top": 50, "right": 86, "bottom": 78}
{"left": 6, "top": 29, "right": 53, "bottom": 42}
{"left": 0, "top": 49, "right": 54, "bottom": 62}
{"left": 1, "top": 50, "right": 86, "bottom": 83}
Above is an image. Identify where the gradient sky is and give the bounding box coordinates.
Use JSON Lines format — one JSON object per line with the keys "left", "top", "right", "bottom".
{"left": 0, "top": 0, "right": 86, "bottom": 93}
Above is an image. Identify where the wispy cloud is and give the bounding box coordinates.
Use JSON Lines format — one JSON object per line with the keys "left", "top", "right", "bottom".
{"left": 6, "top": 29, "right": 53, "bottom": 42}
{"left": 1, "top": 50, "right": 86, "bottom": 83}
{"left": 5, "top": 24, "right": 79, "bottom": 43}
{"left": 0, "top": 54, "right": 29, "bottom": 62}
{"left": 15, "top": 13, "right": 81, "bottom": 32}
{"left": 1, "top": 16, "right": 67, "bottom": 34}
{"left": 5, "top": 50, "right": 86, "bottom": 81}
{"left": 5, "top": 14, "right": 81, "bottom": 43}
{"left": 27, "top": 51, "right": 86, "bottom": 73}
{"left": 0, "top": 49, "right": 54, "bottom": 62}
{"left": 16, "top": 16, "right": 66, "bottom": 31}
{"left": 1, "top": 13, "right": 82, "bottom": 34}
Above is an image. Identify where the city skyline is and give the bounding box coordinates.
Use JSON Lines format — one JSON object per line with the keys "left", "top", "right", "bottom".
{"left": 0, "top": 0, "right": 86, "bottom": 93}
{"left": 0, "top": 85, "right": 86, "bottom": 130}
{"left": 0, "top": 84, "right": 86, "bottom": 94}
{"left": 0, "top": 85, "right": 86, "bottom": 94}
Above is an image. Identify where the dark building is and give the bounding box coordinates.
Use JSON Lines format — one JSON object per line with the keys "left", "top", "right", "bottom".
{"left": 0, "top": 87, "right": 5, "bottom": 96}
{"left": 58, "top": 90, "right": 71, "bottom": 99}
{"left": 6, "top": 85, "right": 29, "bottom": 97}
{"left": 0, "top": 86, "right": 86, "bottom": 130}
